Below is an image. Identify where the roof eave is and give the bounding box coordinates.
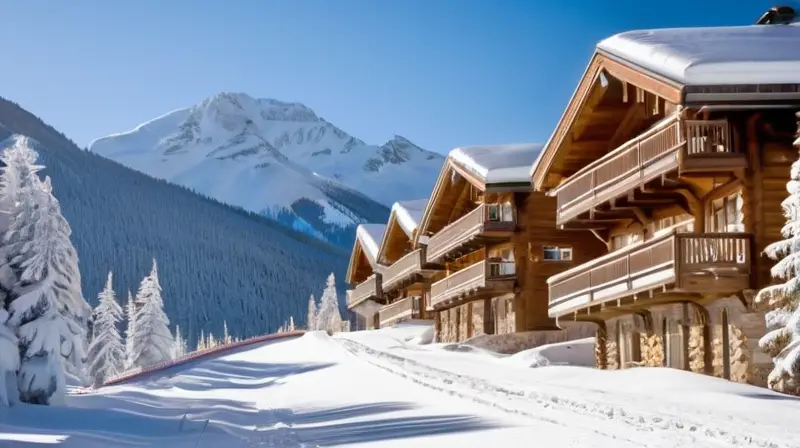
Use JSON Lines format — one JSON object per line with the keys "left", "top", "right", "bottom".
{"left": 532, "top": 49, "right": 687, "bottom": 191}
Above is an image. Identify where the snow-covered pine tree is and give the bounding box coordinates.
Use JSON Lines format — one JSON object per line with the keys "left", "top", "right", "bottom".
{"left": 6, "top": 170, "right": 91, "bottom": 404}
{"left": 172, "top": 325, "right": 187, "bottom": 358}
{"left": 757, "top": 123, "right": 800, "bottom": 393}
{"left": 129, "top": 259, "right": 173, "bottom": 368}
{"left": 307, "top": 294, "right": 318, "bottom": 331}
{"left": 288, "top": 316, "right": 295, "bottom": 332}
{"left": 87, "top": 272, "right": 125, "bottom": 386}
{"left": 197, "top": 330, "right": 206, "bottom": 351}
{"left": 207, "top": 332, "right": 217, "bottom": 349}
{"left": 316, "top": 273, "right": 342, "bottom": 333}
{"left": 0, "top": 309, "right": 19, "bottom": 406}
{"left": 123, "top": 289, "right": 136, "bottom": 369}
{"left": 223, "top": 321, "right": 231, "bottom": 345}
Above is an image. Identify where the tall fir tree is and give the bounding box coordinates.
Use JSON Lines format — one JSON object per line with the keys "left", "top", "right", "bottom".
{"left": 4, "top": 142, "right": 90, "bottom": 404}
{"left": 316, "top": 273, "right": 342, "bottom": 333}
{"left": 172, "top": 325, "right": 187, "bottom": 358}
{"left": 87, "top": 272, "right": 125, "bottom": 386}
{"left": 307, "top": 294, "right": 318, "bottom": 331}
{"left": 129, "top": 259, "right": 173, "bottom": 368}
{"left": 758, "top": 121, "right": 800, "bottom": 393}
{"left": 123, "top": 289, "right": 136, "bottom": 369}
{"left": 0, "top": 309, "right": 19, "bottom": 406}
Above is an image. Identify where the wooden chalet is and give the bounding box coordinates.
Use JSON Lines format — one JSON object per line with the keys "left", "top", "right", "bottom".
{"left": 345, "top": 223, "right": 386, "bottom": 330}
{"left": 415, "top": 144, "right": 606, "bottom": 342}
{"left": 530, "top": 19, "right": 800, "bottom": 384}
{"left": 373, "top": 199, "right": 437, "bottom": 327}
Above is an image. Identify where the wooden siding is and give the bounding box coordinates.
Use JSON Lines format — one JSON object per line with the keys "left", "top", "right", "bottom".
{"left": 513, "top": 191, "right": 607, "bottom": 331}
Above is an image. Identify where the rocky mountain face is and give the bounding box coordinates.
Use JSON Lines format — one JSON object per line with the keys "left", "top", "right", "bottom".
{"left": 90, "top": 92, "right": 444, "bottom": 246}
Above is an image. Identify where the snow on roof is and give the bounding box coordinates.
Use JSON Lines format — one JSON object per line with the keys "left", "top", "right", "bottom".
{"left": 449, "top": 143, "right": 543, "bottom": 185}
{"left": 356, "top": 223, "right": 386, "bottom": 266}
{"left": 597, "top": 23, "right": 800, "bottom": 85}
{"left": 391, "top": 198, "right": 428, "bottom": 238}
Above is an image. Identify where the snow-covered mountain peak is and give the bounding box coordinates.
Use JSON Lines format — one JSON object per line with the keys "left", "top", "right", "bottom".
{"left": 89, "top": 94, "right": 444, "bottom": 246}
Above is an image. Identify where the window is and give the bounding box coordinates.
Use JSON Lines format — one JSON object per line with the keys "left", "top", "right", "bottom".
{"left": 489, "top": 248, "right": 515, "bottom": 276}
{"left": 487, "top": 204, "right": 500, "bottom": 221}
{"left": 543, "top": 245, "right": 572, "bottom": 261}
{"left": 707, "top": 191, "right": 744, "bottom": 233}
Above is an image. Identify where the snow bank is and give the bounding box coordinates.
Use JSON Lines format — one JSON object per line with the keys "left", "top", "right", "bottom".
{"left": 392, "top": 199, "right": 428, "bottom": 238}
{"left": 503, "top": 337, "right": 595, "bottom": 368}
{"left": 355, "top": 223, "right": 386, "bottom": 266}
{"left": 598, "top": 23, "right": 800, "bottom": 85}
{"left": 449, "top": 143, "right": 543, "bottom": 184}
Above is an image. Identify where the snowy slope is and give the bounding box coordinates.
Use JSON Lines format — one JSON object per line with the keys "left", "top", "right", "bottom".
{"left": 5, "top": 327, "right": 800, "bottom": 447}
{"left": 89, "top": 93, "right": 444, "bottom": 246}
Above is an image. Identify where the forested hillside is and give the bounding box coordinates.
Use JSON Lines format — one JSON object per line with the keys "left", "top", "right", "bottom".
{"left": 0, "top": 97, "right": 349, "bottom": 346}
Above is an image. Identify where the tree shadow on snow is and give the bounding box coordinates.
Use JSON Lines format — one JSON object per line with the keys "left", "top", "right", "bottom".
{"left": 734, "top": 391, "right": 800, "bottom": 402}
{"left": 124, "top": 360, "right": 336, "bottom": 392}
{"left": 0, "top": 399, "right": 503, "bottom": 447}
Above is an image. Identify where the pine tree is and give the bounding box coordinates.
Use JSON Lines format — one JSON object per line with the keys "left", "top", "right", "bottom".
{"left": 207, "top": 332, "right": 217, "bottom": 349}
{"left": 0, "top": 309, "right": 19, "bottom": 406}
{"left": 5, "top": 165, "right": 90, "bottom": 404}
{"left": 172, "top": 325, "right": 187, "bottom": 358}
{"left": 223, "top": 321, "right": 231, "bottom": 345}
{"left": 307, "top": 294, "right": 318, "bottom": 331}
{"left": 288, "top": 316, "right": 295, "bottom": 332}
{"left": 758, "top": 128, "right": 800, "bottom": 393}
{"left": 197, "top": 330, "right": 206, "bottom": 351}
{"left": 129, "top": 259, "right": 173, "bottom": 368}
{"left": 87, "top": 272, "right": 125, "bottom": 386}
{"left": 123, "top": 289, "right": 136, "bottom": 369}
{"left": 316, "top": 273, "right": 342, "bottom": 333}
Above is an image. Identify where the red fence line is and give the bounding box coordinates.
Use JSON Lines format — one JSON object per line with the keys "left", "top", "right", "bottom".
{"left": 91, "top": 331, "right": 306, "bottom": 389}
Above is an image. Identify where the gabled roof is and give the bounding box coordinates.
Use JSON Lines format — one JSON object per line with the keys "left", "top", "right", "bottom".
{"left": 531, "top": 23, "right": 800, "bottom": 191}
{"left": 345, "top": 223, "right": 386, "bottom": 284}
{"left": 392, "top": 199, "right": 428, "bottom": 238}
{"left": 415, "top": 144, "right": 541, "bottom": 245}
{"left": 376, "top": 198, "right": 428, "bottom": 264}
{"left": 597, "top": 23, "right": 800, "bottom": 86}
{"left": 450, "top": 144, "right": 543, "bottom": 187}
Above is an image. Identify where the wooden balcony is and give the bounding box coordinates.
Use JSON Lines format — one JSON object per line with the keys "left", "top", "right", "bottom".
{"left": 426, "top": 204, "right": 516, "bottom": 264}
{"left": 548, "top": 230, "right": 754, "bottom": 318}
{"left": 429, "top": 260, "right": 515, "bottom": 310}
{"left": 553, "top": 117, "right": 747, "bottom": 225}
{"left": 346, "top": 274, "right": 382, "bottom": 309}
{"left": 378, "top": 296, "right": 421, "bottom": 327}
{"left": 382, "top": 248, "right": 426, "bottom": 294}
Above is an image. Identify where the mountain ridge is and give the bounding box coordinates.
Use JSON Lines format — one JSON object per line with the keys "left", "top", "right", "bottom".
{"left": 0, "top": 96, "right": 351, "bottom": 346}
{"left": 89, "top": 92, "right": 444, "bottom": 246}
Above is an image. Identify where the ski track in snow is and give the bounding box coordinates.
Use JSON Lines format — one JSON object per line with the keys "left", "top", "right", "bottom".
{"left": 336, "top": 337, "right": 789, "bottom": 448}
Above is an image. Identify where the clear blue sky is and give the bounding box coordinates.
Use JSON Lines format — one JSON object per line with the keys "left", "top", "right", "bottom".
{"left": 0, "top": 0, "right": 782, "bottom": 153}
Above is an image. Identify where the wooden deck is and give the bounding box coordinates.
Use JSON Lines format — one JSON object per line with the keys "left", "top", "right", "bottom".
{"left": 346, "top": 274, "right": 382, "bottom": 309}
{"left": 378, "top": 296, "right": 420, "bottom": 327}
{"left": 548, "top": 230, "right": 754, "bottom": 317}
{"left": 426, "top": 204, "right": 515, "bottom": 264}
{"left": 429, "top": 260, "right": 515, "bottom": 310}
{"left": 552, "top": 117, "right": 747, "bottom": 226}
{"left": 381, "top": 248, "right": 426, "bottom": 293}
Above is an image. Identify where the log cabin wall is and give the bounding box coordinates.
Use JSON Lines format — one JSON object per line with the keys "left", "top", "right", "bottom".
{"left": 513, "top": 191, "right": 607, "bottom": 332}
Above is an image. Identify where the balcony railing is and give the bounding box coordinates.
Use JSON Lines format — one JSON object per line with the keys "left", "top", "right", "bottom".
{"left": 429, "top": 260, "right": 515, "bottom": 310}
{"left": 553, "top": 117, "right": 745, "bottom": 224}
{"left": 378, "top": 296, "right": 419, "bottom": 327}
{"left": 426, "top": 204, "right": 516, "bottom": 263}
{"left": 382, "top": 248, "right": 426, "bottom": 293}
{"left": 346, "top": 274, "right": 382, "bottom": 309}
{"left": 548, "top": 230, "right": 753, "bottom": 317}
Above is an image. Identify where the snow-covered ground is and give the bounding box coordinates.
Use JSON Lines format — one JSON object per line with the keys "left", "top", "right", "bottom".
{"left": 3, "top": 324, "right": 800, "bottom": 447}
